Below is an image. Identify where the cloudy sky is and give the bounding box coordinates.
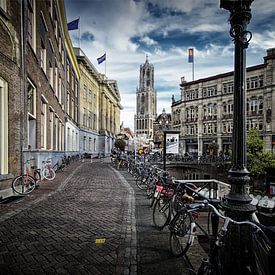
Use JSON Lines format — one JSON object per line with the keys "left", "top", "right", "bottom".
{"left": 64, "top": 0, "right": 275, "bottom": 130}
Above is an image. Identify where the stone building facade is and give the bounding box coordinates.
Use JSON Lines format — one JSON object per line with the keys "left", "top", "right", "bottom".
{"left": 172, "top": 48, "right": 275, "bottom": 157}
{"left": 135, "top": 56, "right": 157, "bottom": 142}
{"left": 0, "top": 0, "right": 122, "bottom": 191}
{"left": 98, "top": 78, "right": 122, "bottom": 155}
{"left": 74, "top": 48, "right": 122, "bottom": 157}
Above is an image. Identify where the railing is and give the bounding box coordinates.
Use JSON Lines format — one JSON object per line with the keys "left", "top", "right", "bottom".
{"left": 175, "top": 179, "right": 230, "bottom": 199}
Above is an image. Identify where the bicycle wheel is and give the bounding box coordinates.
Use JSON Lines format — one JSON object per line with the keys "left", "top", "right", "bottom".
{"left": 12, "top": 175, "right": 36, "bottom": 195}
{"left": 153, "top": 196, "right": 171, "bottom": 230}
{"left": 136, "top": 176, "right": 147, "bottom": 190}
{"left": 42, "top": 167, "right": 56, "bottom": 180}
{"left": 169, "top": 210, "right": 192, "bottom": 257}
{"left": 33, "top": 170, "right": 41, "bottom": 183}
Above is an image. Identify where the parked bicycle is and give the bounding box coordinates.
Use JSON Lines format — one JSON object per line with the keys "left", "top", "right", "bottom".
{"left": 194, "top": 201, "right": 275, "bottom": 275}
{"left": 12, "top": 159, "right": 37, "bottom": 195}
{"left": 42, "top": 158, "right": 56, "bottom": 180}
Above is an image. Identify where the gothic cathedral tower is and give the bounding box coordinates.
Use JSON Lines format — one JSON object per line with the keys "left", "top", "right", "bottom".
{"left": 134, "top": 56, "right": 157, "bottom": 140}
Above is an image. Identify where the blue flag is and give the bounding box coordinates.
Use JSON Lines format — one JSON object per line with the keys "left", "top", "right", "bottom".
{"left": 97, "top": 53, "right": 106, "bottom": 64}
{"left": 188, "top": 48, "right": 194, "bottom": 63}
{"left": 67, "top": 18, "right": 79, "bottom": 31}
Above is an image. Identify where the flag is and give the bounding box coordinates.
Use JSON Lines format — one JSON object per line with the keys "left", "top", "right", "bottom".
{"left": 67, "top": 18, "right": 79, "bottom": 31}
{"left": 97, "top": 53, "right": 106, "bottom": 64}
{"left": 188, "top": 48, "right": 194, "bottom": 63}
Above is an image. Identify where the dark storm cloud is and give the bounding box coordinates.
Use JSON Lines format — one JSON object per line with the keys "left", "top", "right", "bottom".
{"left": 132, "top": 29, "right": 229, "bottom": 52}
{"left": 81, "top": 31, "right": 95, "bottom": 42}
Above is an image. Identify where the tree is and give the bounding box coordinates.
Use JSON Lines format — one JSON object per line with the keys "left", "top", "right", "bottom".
{"left": 247, "top": 128, "right": 275, "bottom": 177}
{"left": 115, "top": 139, "right": 126, "bottom": 151}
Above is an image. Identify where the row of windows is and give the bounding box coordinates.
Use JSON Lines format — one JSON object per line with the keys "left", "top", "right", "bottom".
{"left": 83, "top": 108, "right": 97, "bottom": 130}
{"left": 83, "top": 136, "right": 96, "bottom": 152}
{"left": 181, "top": 96, "right": 264, "bottom": 122}
{"left": 40, "top": 98, "right": 64, "bottom": 151}
{"left": 184, "top": 75, "right": 264, "bottom": 101}
{"left": 185, "top": 120, "right": 264, "bottom": 137}
{"left": 27, "top": 0, "right": 79, "bottom": 118}
{"left": 136, "top": 119, "right": 153, "bottom": 130}
{"left": 83, "top": 84, "right": 97, "bottom": 106}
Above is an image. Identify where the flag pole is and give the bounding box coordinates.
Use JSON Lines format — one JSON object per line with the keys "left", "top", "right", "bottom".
{"left": 192, "top": 52, "right": 194, "bottom": 81}
{"left": 78, "top": 17, "right": 80, "bottom": 48}
{"left": 105, "top": 52, "right": 106, "bottom": 76}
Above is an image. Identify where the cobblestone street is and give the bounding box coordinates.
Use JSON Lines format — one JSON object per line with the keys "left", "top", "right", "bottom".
{"left": 0, "top": 160, "right": 204, "bottom": 274}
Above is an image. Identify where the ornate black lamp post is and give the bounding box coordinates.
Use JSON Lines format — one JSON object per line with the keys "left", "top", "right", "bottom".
{"left": 220, "top": 0, "right": 255, "bottom": 273}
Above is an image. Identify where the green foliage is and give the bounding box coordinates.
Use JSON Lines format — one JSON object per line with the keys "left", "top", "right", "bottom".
{"left": 115, "top": 139, "right": 126, "bottom": 151}
{"left": 247, "top": 128, "right": 275, "bottom": 177}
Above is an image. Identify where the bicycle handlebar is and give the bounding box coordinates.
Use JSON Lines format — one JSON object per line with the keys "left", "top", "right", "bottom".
{"left": 202, "top": 201, "right": 266, "bottom": 234}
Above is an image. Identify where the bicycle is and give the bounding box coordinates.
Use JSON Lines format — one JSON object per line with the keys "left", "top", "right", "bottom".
{"left": 12, "top": 159, "right": 36, "bottom": 195}
{"left": 42, "top": 158, "right": 56, "bottom": 180}
{"left": 194, "top": 201, "right": 275, "bottom": 275}
{"left": 168, "top": 182, "right": 220, "bottom": 257}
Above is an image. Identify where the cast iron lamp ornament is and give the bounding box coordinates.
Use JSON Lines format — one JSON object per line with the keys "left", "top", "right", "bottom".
{"left": 220, "top": 0, "right": 255, "bottom": 274}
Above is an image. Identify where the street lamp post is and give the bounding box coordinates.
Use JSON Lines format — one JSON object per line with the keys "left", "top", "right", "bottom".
{"left": 220, "top": 0, "right": 255, "bottom": 273}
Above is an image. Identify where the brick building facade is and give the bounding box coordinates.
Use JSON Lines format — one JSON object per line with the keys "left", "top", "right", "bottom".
{"left": 172, "top": 48, "right": 275, "bottom": 157}
{"left": 0, "top": 0, "right": 122, "bottom": 191}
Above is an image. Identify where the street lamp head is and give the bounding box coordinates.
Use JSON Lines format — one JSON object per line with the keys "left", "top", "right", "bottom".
{"left": 220, "top": 0, "right": 253, "bottom": 11}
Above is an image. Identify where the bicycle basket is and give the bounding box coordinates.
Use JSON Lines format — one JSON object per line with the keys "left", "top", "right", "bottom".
{"left": 252, "top": 226, "right": 275, "bottom": 275}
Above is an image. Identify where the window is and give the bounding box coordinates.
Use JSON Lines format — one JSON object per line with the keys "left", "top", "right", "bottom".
{"left": 55, "top": 63, "right": 58, "bottom": 97}
{"left": 67, "top": 127, "right": 70, "bottom": 151}
{"left": 66, "top": 60, "right": 70, "bottom": 82}
{"left": 61, "top": 48, "right": 65, "bottom": 66}
{"left": 49, "top": 0, "right": 53, "bottom": 18}
{"left": 27, "top": 0, "right": 36, "bottom": 51}
{"left": 27, "top": 79, "right": 36, "bottom": 117}
{"left": 66, "top": 91, "right": 70, "bottom": 115}
{"left": 93, "top": 114, "right": 96, "bottom": 130}
{"left": 223, "top": 82, "right": 233, "bottom": 94}
{"left": 83, "top": 84, "right": 87, "bottom": 98}
{"left": 41, "top": 98, "right": 47, "bottom": 149}
{"left": 58, "top": 76, "right": 62, "bottom": 103}
{"left": 40, "top": 40, "right": 46, "bottom": 72}
{"left": 71, "top": 98, "right": 74, "bottom": 120}
{"left": 259, "top": 76, "right": 264, "bottom": 87}
{"left": 49, "top": 62, "right": 53, "bottom": 87}
{"left": 83, "top": 108, "right": 86, "bottom": 127}
{"left": 59, "top": 120, "right": 62, "bottom": 150}
{"left": 27, "top": 79, "right": 36, "bottom": 149}
{"left": 88, "top": 90, "right": 92, "bottom": 103}
{"left": 72, "top": 130, "right": 75, "bottom": 151}
{"left": 0, "top": 0, "right": 7, "bottom": 12}
{"left": 55, "top": 116, "right": 59, "bottom": 150}
{"left": 83, "top": 136, "right": 86, "bottom": 151}
{"left": 75, "top": 81, "right": 78, "bottom": 98}
{"left": 259, "top": 97, "right": 263, "bottom": 115}
{"left": 49, "top": 109, "right": 54, "bottom": 150}
{"left": 250, "top": 97, "right": 258, "bottom": 113}
{"left": 250, "top": 77, "right": 258, "bottom": 89}
{"left": 0, "top": 78, "right": 8, "bottom": 174}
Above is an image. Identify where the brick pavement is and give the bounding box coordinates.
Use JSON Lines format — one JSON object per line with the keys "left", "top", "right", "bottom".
{"left": 0, "top": 159, "right": 136, "bottom": 275}
{"left": 119, "top": 170, "right": 207, "bottom": 275}
{"left": 0, "top": 159, "right": 206, "bottom": 275}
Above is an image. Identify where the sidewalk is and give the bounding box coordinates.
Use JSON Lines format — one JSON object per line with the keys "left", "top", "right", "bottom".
{"left": 0, "top": 159, "right": 204, "bottom": 274}
{"left": 0, "top": 159, "right": 136, "bottom": 274}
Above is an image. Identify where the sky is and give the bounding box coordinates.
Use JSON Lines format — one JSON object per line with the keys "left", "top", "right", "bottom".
{"left": 64, "top": 0, "right": 275, "bottom": 131}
